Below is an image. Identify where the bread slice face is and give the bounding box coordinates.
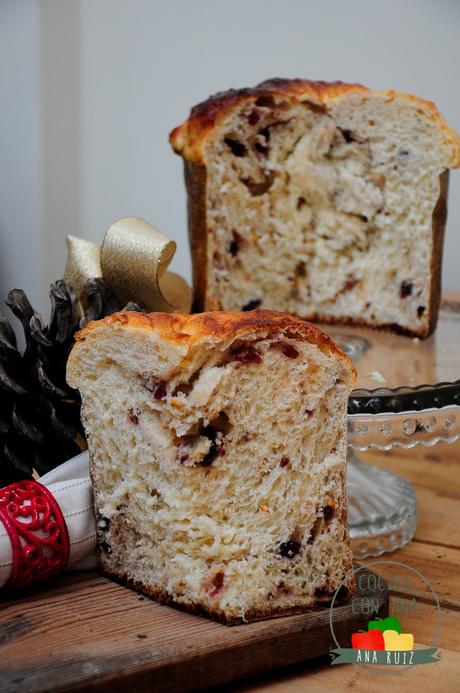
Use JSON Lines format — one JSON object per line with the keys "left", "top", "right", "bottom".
{"left": 171, "top": 79, "right": 460, "bottom": 337}
{"left": 67, "top": 310, "right": 356, "bottom": 624}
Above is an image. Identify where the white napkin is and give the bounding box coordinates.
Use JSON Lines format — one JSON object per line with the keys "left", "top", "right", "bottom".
{"left": 0, "top": 451, "right": 97, "bottom": 589}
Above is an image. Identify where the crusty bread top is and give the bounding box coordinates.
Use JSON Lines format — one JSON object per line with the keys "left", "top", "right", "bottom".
{"left": 170, "top": 78, "right": 460, "bottom": 167}
{"left": 70, "top": 308, "right": 356, "bottom": 383}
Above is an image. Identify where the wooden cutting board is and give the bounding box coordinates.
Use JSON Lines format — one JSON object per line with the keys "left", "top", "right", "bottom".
{"left": 0, "top": 566, "right": 388, "bottom": 693}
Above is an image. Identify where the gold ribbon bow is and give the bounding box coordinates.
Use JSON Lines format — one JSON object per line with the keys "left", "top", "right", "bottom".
{"left": 64, "top": 217, "right": 192, "bottom": 313}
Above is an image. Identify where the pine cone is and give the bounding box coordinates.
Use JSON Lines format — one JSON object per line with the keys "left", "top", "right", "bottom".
{"left": 0, "top": 278, "right": 142, "bottom": 486}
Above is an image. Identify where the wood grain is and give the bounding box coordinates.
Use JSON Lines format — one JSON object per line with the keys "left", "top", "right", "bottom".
{"left": 227, "top": 645, "right": 460, "bottom": 693}
{"left": 0, "top": 567, "right": 387, "bottom": 693}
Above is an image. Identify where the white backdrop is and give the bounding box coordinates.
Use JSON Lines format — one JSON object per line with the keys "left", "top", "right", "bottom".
{"left": 1, "top": 0, "right": 459, "bottom": 318}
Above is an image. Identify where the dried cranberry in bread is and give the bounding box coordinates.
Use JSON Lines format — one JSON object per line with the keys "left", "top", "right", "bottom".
{"left": 67, "top": 309, "right": 356, "bottom": 624}
{"left": 170, "top": 79, "right": 460, "bottom": 337}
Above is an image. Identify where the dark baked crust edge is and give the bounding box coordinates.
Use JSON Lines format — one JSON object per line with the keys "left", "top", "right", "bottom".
{"left": 427, "top": 169, "right": 449, "bottom": 336}
{"left": 184, "top": 159, "right": 209, "bottom": 314}
{"left": 99, "top": 557, "right": 355, "bottom": 626}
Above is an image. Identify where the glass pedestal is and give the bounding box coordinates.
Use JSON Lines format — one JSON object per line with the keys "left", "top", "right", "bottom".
{"left": 320, "top": 300, "right": 460, "bottom": 558}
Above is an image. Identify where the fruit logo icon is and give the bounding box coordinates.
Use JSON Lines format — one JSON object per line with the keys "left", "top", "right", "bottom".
{"left": 351, "top": 629, "right": 385, "bottom": 650}
{"left": 351, "top": 617, "right": 414, "bottom": 651}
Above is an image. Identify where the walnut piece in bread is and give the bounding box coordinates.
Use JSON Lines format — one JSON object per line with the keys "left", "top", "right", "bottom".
{"left": 171, "top": 79, "right": 460, "bottom": 337}
{"left": 67, "top": 309, "right": 356, "bottom": 624}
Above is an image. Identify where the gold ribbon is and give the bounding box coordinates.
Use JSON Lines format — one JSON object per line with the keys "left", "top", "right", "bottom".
{"left": 64, "top": 217, "right": 192, "bottom": 313}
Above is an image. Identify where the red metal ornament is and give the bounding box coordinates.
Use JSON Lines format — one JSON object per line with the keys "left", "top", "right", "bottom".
{"left": 0, "top": 479, "right": 70, "bottom": 589}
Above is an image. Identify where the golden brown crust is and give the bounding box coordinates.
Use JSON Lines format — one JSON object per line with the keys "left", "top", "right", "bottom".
{"left": 170, "top": 79, "right": 367, "bottom": 162}
{"left": 73, "top": 308, "right": 356, "bottom": 384}
{"left": 170, "top": 78, "right": 460, "bottom": 166}
{"left": 100, "top": 559, "right": 355, "bottom": 626}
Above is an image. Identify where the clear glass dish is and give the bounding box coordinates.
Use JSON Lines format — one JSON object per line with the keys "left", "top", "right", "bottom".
{"left": 316, "top": 301, "right": 460, "bottom": 558}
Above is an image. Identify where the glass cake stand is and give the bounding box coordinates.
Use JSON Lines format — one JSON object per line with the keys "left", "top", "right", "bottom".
{"left": 317, "top": 299, "right": 460, "bottom": 559}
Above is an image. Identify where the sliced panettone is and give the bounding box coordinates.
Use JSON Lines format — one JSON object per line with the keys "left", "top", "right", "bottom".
{"left": 170, "top": 79, "right": 460, "bottom": 337}
{"left": 67, "top": 309, "right": 356, "bottom": 624}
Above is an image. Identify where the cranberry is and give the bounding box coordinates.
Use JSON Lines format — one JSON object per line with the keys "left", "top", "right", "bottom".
{"left": 417, "top": 305, "right": 425, "bottom": 318}
{"left": 247, "top": 110, "right": 260, "bottom": 125}
{"left": 231, "top": 344, "right": 262, "bottom": 365}
{"left": 343, "top": 274, "right": 359, "bottom": 292}
{"left": 212, "top": 571, "right": 224, "bottom": 590}
{"left": 128, "top": 408, "right": 139, "bottom": 425}
{"left": 305, "top": 409, "right": 314, "bottom": 417}
{"left": 145, "top": 377, "right": 167, "bottom": 400}
{"left": 278, "top": 540, "right": 301, "bottom": 558}
{"left": 282, "top": 344, "right": 299, "bottom": 359}
{"left": 206, "top": 571, "right": 225, "bottom": 597}
{"left": 280, "top": 456, "right": 290, "bottom": 468}
{"left": 229, "top": 230, "right": 243, "bottom": 257}
{"left": 154, "top": 382, "right": 167, "bottom": 401}
{"left": 400, "top": 281, "right": 413, "bottom": 298}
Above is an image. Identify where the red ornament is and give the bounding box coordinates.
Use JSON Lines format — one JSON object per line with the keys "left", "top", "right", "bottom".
{"left": 0, "top": 479, "right": 70, "bottom": 589}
